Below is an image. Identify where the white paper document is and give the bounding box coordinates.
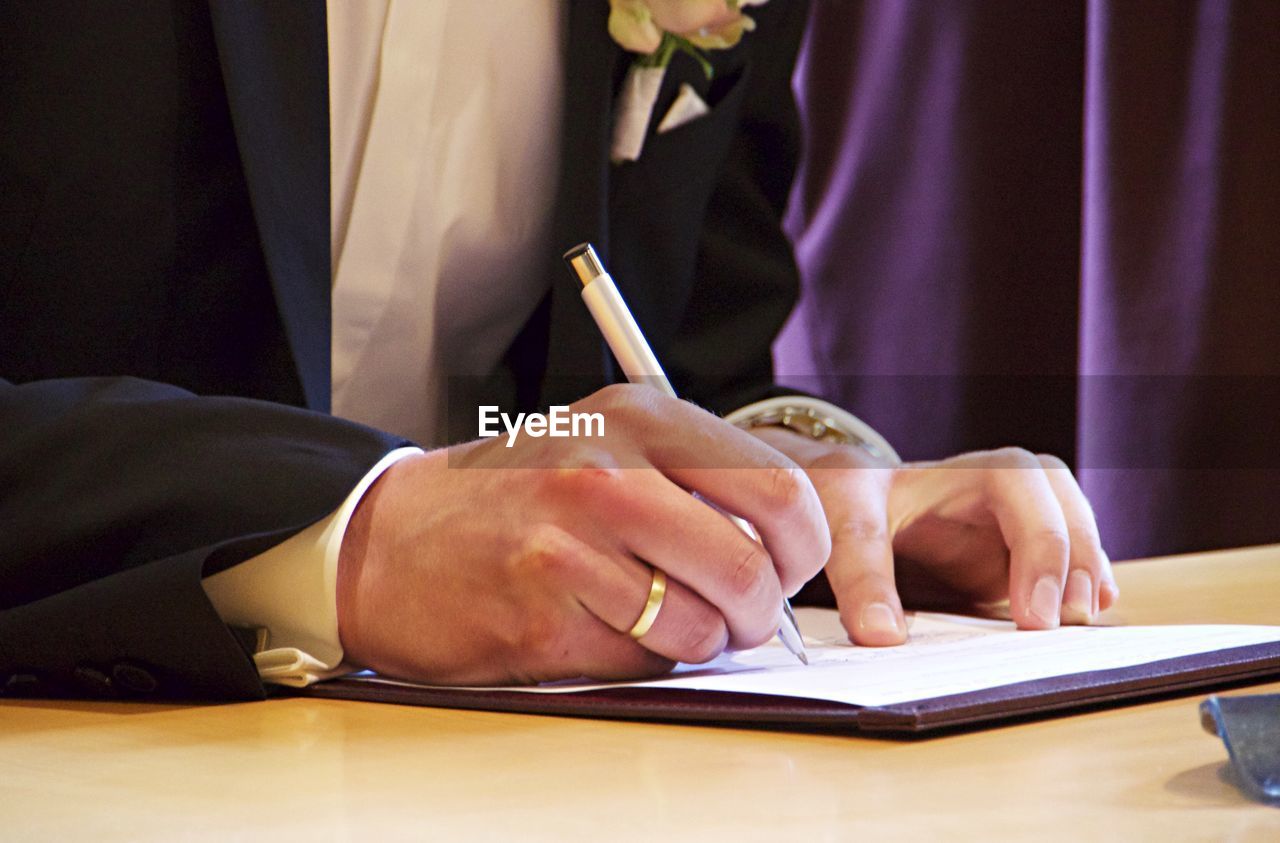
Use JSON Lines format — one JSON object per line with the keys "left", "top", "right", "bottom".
{"left": 362, "top": 609, "right": 1280, "bottom": 708}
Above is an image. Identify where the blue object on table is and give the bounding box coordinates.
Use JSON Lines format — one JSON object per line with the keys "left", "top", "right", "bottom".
{"left": 1200, "top": 694, "right": 1280, "bottom": 805}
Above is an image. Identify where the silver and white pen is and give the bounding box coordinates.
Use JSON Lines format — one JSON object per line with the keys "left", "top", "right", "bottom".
{"left": 563, "top": 242, "right": 809, "bottom": 666}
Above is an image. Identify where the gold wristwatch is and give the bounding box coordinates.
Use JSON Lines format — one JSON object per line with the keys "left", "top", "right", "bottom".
{"left": 725, "top": 397, "right": 902, "bottom": 466}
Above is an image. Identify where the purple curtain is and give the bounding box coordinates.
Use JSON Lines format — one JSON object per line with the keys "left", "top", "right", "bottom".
{"left": 779, "top": 0, "right": 1280, "bottom": 560}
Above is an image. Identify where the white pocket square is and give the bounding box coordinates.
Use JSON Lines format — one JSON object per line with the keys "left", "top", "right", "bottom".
{"left": 657, "top": 83, "right": 710, "bottom": 134}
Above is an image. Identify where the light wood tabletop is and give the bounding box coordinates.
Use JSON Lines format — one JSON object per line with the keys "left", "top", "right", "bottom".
{"left": 3, "top": 544, "right": 1279, "bottom": 841}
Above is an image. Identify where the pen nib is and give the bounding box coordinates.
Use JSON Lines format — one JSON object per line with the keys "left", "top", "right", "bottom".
{"left": 779, "top": 599, "right": 809, "bottom": 665}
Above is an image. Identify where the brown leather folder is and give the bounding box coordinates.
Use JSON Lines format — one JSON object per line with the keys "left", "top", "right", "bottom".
{"left": 295, "top": 641, "right": 1280, "bottom": 733}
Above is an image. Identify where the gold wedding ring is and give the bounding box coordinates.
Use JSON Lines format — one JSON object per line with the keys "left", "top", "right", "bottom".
{"left": 627, "top": 568, "right": 667, "bottom": 640}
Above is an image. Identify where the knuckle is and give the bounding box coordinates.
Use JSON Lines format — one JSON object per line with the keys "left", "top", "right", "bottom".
{"left": 552, "top": 448, "right": 622, "bottom": 488}
{"left": 1065, "top": 516, "right": 1103, "bottom": 545}
{"left": 1036, "top": 452, "right": 1070, "bottom": 472}
{"left": 834, "top": 515, "right": 889, "bottom": 547}
{"left": 990, "top": 446, "right": 1041, "bottom": 470}
{"left": 673, "top": 610, "right": 728, "bottom": 664}
{"left": 979, "top": 448, "right": 1042, "bottom": 495}
{"left": 808, "top": 446, "right": 869, "bottom": 471}
{"left": 592, "top": 382, "right": 634, "bottom": 406}
{"left": 558, "top": 445, "right": 620, "bottom": 472}
{"left": 1028, "top": 526, "right": 1071, "bottom": 562}
{"left": 723, "top": 541, "right": 773, "bottom": 605}
{"left": 762, "top": 465, "right": 808, "bottom": 513}
{"left": 513, "top": 523, "right": 579, "bottom": 582}
{"left": 592, "top": 382, "right": 657, "bottom": 421}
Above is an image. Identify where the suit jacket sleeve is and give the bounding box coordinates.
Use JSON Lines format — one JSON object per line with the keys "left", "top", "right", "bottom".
{"left": 0, "top": 376, "right": 407, "bottom": 700}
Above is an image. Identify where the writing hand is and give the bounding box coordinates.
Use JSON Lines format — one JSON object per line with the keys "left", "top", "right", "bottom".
{"left": 335, "top": 385, "right": 830, "bottom": 685}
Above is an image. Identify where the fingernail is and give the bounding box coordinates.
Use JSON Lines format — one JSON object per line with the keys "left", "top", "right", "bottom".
{"left": 1063, "top": 569, "right": 1094, "bottom": 621}
{"left": 1029, "top": 576, "right": 1062, "bottom": 627}
{"left": 859, "top": 602, "right": 901, "bottom": 637}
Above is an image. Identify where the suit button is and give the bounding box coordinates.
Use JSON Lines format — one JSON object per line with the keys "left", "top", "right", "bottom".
{"left": 4, "top": 673, "right": 42, "bottom": 696}
{"left": 113, "top": 662, "right": 158, "bottom": 694}
{"left": 73, "top": 666, "right": 114, "bottom": 696}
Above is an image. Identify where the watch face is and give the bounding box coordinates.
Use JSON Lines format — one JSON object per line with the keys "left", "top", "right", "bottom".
{"left": 741, "top": 407, "right": 856, "bottom": 446}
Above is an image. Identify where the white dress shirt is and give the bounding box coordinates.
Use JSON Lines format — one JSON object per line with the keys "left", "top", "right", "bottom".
{"left": 329, "top": 0, "right": 564, "bottom": 446}
{"left": 204, "top": 0, "right": 565, "bottom": 684}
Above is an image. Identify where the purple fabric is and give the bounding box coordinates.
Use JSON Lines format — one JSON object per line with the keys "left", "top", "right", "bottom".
{"left": 780, "top": 0, "right": 1280, "bottom": 559}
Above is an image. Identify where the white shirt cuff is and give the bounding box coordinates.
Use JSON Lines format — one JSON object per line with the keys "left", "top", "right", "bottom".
{"left": 202, "top": 446, "right": 424, "bottom": 687}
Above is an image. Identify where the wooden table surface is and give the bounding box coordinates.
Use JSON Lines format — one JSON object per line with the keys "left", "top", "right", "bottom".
{"left": 3, "top": 544, "right": 1279, "bottom": 841}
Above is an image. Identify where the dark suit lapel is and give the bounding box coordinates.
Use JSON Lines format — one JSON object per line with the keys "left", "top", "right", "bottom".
{"left": 539, "top": 0, "right": 627, "bottom": 407}
{"left": 207, "top": 0, "right": 331, "bottom": 411}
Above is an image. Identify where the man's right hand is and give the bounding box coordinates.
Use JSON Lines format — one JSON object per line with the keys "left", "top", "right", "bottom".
{"left": 335, "top": 384, "right": 832, "bottom": 686}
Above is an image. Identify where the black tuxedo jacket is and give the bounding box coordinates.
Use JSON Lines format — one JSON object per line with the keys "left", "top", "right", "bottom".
{"left": 0, "top": 0, "right": 810, "bottom": 700}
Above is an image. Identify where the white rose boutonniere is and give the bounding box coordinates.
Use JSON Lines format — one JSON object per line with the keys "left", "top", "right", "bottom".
{"left": 607, "top": 0, "right": 768, "bottom": 163}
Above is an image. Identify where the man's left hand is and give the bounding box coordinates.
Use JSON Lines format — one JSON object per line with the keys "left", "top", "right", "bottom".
{"left": 751, "top": 427, "right": 1119, "bottom": 646}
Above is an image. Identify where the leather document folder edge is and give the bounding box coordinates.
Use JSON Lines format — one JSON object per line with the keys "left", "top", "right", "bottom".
{"left": 295, "top": 642, "right": 1280, "bottom": 733}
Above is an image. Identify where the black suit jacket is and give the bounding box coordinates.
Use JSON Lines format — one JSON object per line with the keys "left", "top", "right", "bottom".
{"left": 0, "top": 0, "right": 810, "bottom": 700}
